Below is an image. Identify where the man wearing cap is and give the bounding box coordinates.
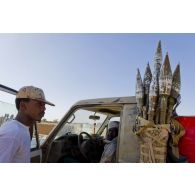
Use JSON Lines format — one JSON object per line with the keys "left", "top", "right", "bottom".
{"left": 100, "top": 121, "right": 119, "bottom": 163}
{"left": 0, "top": 86, "right": 54, "bottom": 163}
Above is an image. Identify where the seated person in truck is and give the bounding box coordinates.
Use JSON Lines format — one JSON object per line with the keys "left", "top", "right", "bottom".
{"left": 100, "top": 121, "right": 119, "bottom": 163}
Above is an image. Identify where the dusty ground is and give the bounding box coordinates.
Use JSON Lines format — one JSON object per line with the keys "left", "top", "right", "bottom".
{"left": 37, "top": 122, "right": 57, "bottom": 135}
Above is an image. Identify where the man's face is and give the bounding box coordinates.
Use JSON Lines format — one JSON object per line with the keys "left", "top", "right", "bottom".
{"left": 23, "top": 99, "right": 46, "bottom": 121}
{"left": 106, "top": 128, "right": 118, "bottom": 141}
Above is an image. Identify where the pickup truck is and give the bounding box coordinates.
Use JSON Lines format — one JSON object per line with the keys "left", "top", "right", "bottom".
{"left": 0, "top": 84, "right": 194, "bottom": 163}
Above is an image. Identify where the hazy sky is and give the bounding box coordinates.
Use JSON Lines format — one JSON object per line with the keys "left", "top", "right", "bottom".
{"left": 0, "top": 33, "right": 195, "bottom": 120}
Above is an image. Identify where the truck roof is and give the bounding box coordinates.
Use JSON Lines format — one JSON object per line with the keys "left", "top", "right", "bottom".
{"left": 74, "top": 96, "right": 136, "bottom": 106}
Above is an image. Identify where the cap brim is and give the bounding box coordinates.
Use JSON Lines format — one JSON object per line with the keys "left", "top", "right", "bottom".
{"left": 44, "top": 100, "right": 55, "bottom": 106}
{"left": 32, "top": 98, "right": 55, "bottom": 106}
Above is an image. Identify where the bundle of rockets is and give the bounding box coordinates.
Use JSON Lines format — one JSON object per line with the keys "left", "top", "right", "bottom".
{"left": 136, "top": 41, "right": 181, "bottom": 124}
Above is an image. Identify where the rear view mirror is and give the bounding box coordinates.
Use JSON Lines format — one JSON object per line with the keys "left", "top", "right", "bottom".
{"left": 89, "top": 115, "right": 100, "bottom": 120}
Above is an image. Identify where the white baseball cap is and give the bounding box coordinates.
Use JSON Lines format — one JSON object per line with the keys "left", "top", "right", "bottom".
{"left": 16, "top": 86, "right": 55, "bottom": 106}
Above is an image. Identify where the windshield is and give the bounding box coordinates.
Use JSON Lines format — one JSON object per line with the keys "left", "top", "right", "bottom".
{"left": 0, "top": 91, "right": 17, "bottom": 127}
{"left": 55, "top": 108, "right": 108, "bottom": 139}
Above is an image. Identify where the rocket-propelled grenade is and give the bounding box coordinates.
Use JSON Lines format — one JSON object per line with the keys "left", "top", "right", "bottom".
{"left": 143, "top": 63, "right": 152, "bottom": 119}
{"left": 166, "top": 64, "right": 181, "bottom": 123}
{"left": 136, "top": 68, "right": 144, "bottom": 117}
{"left": 135, "top": 41, "right": 181, "bottom": 125}
{"left": 148, "top": 72, "right": 158, "bottom": 122}
{"left": 159, "top": 53, "right": 172, "bottom": 124}
{"left": 154, "top": 41, "right": 163, "bottom": 124}
{"left": 154, "top": 40, "right": 163, "bottom": 81}
{"left": 148, "top": 42, "right": 162, "bottom": 122}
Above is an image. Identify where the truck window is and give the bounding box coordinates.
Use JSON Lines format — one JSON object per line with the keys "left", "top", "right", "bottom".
{"left": 0, "top": 101, "right": 17, "bottom": 127}
{"left": 55, "top": 108, "right": 108, "bottom": 139}
{"left": 0, "top": 90, "right": 17, "bottom": 127}
{"left": 101, "top": 116, "right": 121, "bottom": 137}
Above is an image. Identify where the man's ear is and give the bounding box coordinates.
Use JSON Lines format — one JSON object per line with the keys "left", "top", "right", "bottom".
{"left": 20, "top": 101, "right": 27, "bottom": 111}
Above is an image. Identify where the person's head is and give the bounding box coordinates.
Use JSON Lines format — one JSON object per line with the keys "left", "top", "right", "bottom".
{"left": 15, "top": 86, "right": 55, "bottom": 122}
{"left": 106, "top": 121, "right": 119, "bottom": 141}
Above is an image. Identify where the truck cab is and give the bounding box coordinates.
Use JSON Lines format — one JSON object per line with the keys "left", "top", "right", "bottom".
{"left": 41, "top": 97, "right": 140, "bottom": 163}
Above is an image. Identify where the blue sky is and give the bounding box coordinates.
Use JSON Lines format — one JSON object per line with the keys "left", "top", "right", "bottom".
{"left": 0, "top": 33, "right": 195, "bottom": 120}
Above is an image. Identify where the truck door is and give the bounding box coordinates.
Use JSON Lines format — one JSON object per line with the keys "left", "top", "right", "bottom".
{"left": 117, "top": 104, "right": 140, "bottom": 163}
